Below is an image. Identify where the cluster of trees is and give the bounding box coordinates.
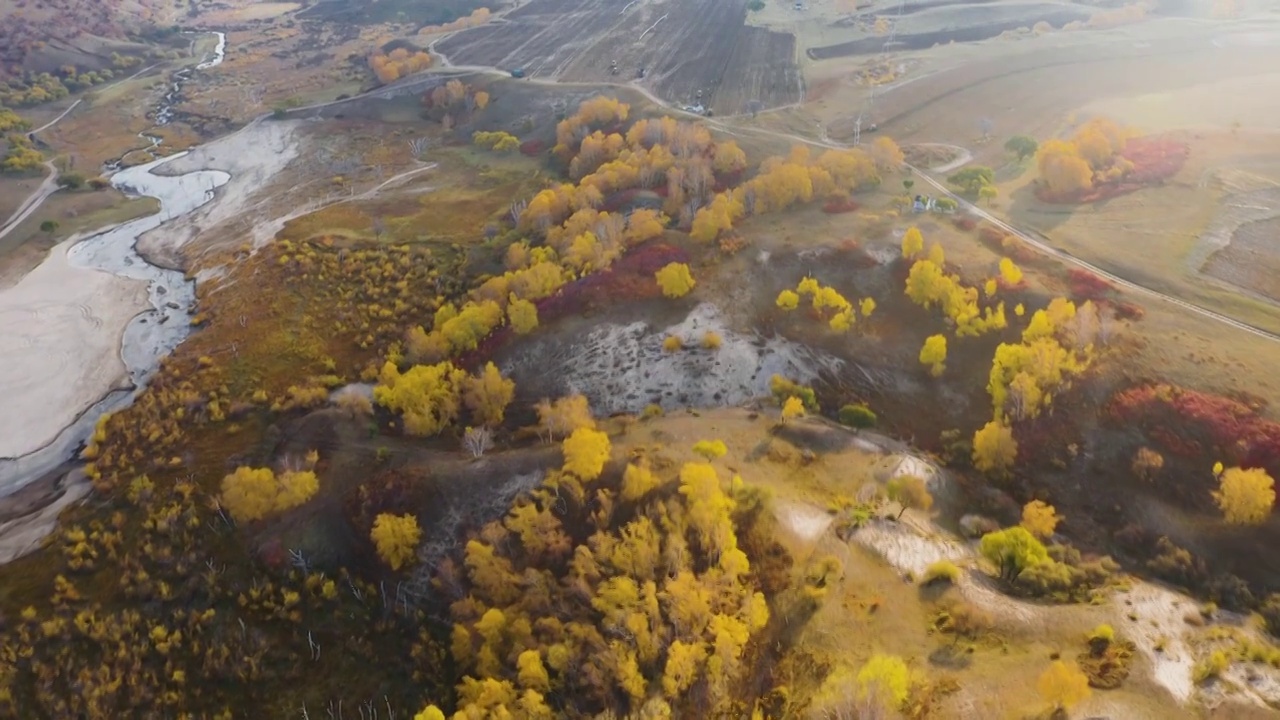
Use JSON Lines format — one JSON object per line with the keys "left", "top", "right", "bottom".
{"left": 0, "top": 64, "right": 120, "bottom": 107}
{"left": 472, "top": 131, "right": 518, "bottom": 152}
{"left": 414, "top": 407, "right": 786, "bottom": 717}
{"left": 2, "top": 133, "right": 43, "bottom": 173}
{"left": 1036, "top": 117, "right": 1136, "bottom": 195}
{"left": 368, "top": 47, "right": 434, "bottom": 84}
{"left": 421, "top": 80, "right": 488, "bottom": 128}
{"left": 987, "top": 298, "right": 1097, "bottom": 423}
{"left": 691, "top": 143, "right": 892, "bottom": 242}
{"left": 776, "top": 275, "right": 874, "bottom": 332}
{"left": 977, "top": 507, "right": 1117, "bottom": 601}
{"left": 219, "top": 464, "right": 320, "bottom": 522}
{"left": 416, "top": 7, "right": 493, "bottom": 35}
{"left": 374, "top": 360, "right": 515, "bottom": 436}
{"left": 902, "top": 230, "right": 1008, "bottom": 337}
{"left": 0, "top": 108, "right": 29, "bottom": 133}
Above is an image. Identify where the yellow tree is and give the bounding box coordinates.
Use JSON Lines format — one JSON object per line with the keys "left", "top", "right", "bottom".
{"left": 655, "top": 262, "right": 696, "bottom": 298}
{"left": 998, "top": 257, "right": 1023, "bottom": 286}
{"left": 220, "top": 467, "right": 319, "bottom": 522}
{"left": 1037, "top": 139, "right": 1093, "bottom": 195}
{"left": 1037, "top": 660, "right": 1091, "bottom": 712}
{"left": 1020, "top": 500, "right": 1060, "bottom": 538}
{"left": 371, "top": 513, "right": 422, "bottom": 570}
{"left": 535, "top": 394, "right": 595, "bottom": 441}
{"left": 516, "top": 650, "right": 550, "bottom": 692}
{"left": 563, "top": 427, "right": 611, "bottom": 481}
{"left": 713, "top": 140, "right": 747, "bottom": 175}
{"left": 374, "top": 361, "right": 466, "bottom": 436}
{"left": 869, "top": 136, "right": 905, "bottom": 171}
{"left": 1213, "top": 467, "right": 1276, "bottom": 525}
{"left": 856, "top": 654, "right": 911, "bottom": 712}
{"left": 901, "top": 226, "right": 924, "bottom": 258}
{"left": 919, "top": 334, "right": 947, "bottom": 377}
{"left": 781, "top": 396, "right": 805, "bottom": 423}
{"left": 776, "top": 289, "right": 799, "bottom": 310}
{"left": 463, "top": 362, "right": 516, "bottom": 427}
{"left": 508, "top": 297, "right": 539, "bottom": 334}
{"left": 624, "top": 208, "right": 667, "bottom": 245}
{"left": 972, "top": 421, "right": 1017, "bottom": 477}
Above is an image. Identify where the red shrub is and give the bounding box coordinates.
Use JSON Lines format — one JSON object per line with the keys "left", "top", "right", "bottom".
{"left": 978, "top": 226, "right": 1004, "bottom": 247}
{"left": 1068, "top": 269, "right": 1113, "bottom": 301}
{"left": 1109, "top": 383, "right": 1280, "bottom": 472}
{"left": 952, "top": 215, "right": 977, "bottom": 232}
{"left": 822, "top": 195, "right": 860, "bottom": 214}
{"left": 1112, "top": 301, "right": 1145, "bottom": 321}
{"left": 519, "top": 139, "right": 545, "bottom": 156}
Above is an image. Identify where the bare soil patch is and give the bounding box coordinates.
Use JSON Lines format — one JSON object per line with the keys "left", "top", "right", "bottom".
{"left": 808, "top": 3, "right": 1090, "bottom": 59}
{"left": 1204, "top": 208, "right": 1280, "bottom": 303}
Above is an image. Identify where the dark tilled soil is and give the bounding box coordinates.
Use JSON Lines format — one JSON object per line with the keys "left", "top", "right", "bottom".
{"left": 808, "top": 7, "right": 1090, "bottom": 60}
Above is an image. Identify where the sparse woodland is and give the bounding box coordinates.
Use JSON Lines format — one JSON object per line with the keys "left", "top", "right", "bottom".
{"left": 4, "top": 82, "right": 1280, "bottom": 720}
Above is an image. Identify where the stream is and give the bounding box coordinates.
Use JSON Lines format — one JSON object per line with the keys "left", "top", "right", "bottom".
{"left": 0, "top": 32, "right": 230, "bottom": 495}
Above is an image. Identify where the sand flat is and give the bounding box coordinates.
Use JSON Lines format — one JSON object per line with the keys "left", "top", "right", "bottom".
{"left": 0, "top": 240, "right": 147, "bottom": 458}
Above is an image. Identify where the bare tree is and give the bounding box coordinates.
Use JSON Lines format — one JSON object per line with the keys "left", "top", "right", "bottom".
{"left": 408, "top": 137, "right": 429, "bottom": 158}
{"left": 509, "top": 198, "right": 527, "bottom": 224}
{"left": 746, "top": 99, "right": 764, "bottom": 118}
{"left": 462, "top": 427, "right": 493, "bottom": 458}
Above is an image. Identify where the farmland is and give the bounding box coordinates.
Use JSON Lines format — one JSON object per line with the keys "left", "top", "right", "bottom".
{"left": 434, "top": 0, "right": 802, "bottom": 114}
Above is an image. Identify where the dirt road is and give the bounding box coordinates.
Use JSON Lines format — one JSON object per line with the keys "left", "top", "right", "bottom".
{"left": 905, "top": 168, "right": 1280, "bottom": 345}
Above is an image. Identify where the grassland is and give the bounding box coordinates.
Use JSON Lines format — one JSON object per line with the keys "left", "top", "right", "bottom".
{"left": 0, "top": 190, "right": 158, "bottom": 287}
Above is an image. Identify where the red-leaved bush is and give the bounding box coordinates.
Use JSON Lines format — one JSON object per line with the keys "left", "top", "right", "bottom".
{"left": 1109, "top": 383, "right": 1280, "bottom": 472}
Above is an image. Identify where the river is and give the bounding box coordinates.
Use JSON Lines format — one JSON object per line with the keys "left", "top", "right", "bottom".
{"left": 0, "top": 32, "right": 230, "bottom": 496}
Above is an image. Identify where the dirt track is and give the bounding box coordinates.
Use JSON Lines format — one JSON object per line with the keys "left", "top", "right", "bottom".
{"left": 433, "top": 0, "right": 801, "bottom": 114}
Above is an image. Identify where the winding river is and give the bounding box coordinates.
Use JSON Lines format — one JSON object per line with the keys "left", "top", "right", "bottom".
{"left": 0, "top": 32, "right": 230, "bottom": 495}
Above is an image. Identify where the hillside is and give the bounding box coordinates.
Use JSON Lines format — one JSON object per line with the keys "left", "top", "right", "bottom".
{"left": 0, "top": 0, "right": 174, "bottom": 82}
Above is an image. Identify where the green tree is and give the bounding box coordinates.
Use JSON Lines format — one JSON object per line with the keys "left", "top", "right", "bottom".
{"left": 40, "top": 220, "right": 59, "bottom": 235}
{"left": 887, "top": 475, "right": 933, "bottom": 520}
{"left": 1004, "top": 135, "right": 1039, "bottom": 161}
{"left": 979, "top": 526, "right": 1048, "bottom": 581}
{"left": 946, "top": 166, "right": 994, "bottom": 195}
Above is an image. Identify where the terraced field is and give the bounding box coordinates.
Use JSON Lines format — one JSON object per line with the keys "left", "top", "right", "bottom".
{"left": 434, "top": 0, "right": 802, "bottom": 114}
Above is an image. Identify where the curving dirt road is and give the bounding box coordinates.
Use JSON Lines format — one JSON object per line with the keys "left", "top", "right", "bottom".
{"left": 0, "top": 161, "right": 60, "bottom": 244}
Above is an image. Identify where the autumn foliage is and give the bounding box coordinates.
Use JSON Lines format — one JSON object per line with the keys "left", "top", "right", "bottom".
{"left": 1036, "top": 117, "right": 1187, "bottom": 201}
{"left": 368, "top": 47, "right": 434, "bottom": 84}
{"left": 415, "top": 417, "right": 779, "bottom": 717}
{"left": 219, "top": 466, "right": 320, "bottom": 522}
